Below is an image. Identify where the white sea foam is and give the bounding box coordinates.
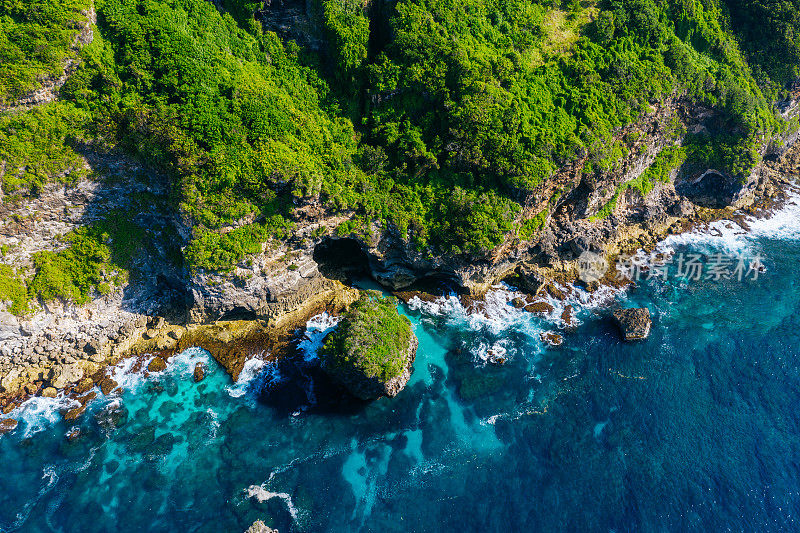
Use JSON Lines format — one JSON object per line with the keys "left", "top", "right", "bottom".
{"left": 3, "top": 395, "right": 80, "bottom": 439}
{"left": 226, "top": 357, "right": 274, "bottom": 399}
{"left": 407, "top": 280, "right": 624, "bottom": 365}
{"left": 657, "top": 188, "right": 800, "bottom": 256}
{"left": 298, "top": 312, "right": 341, "bottom": 362}
{"left": 105, "top": 355, "right": 147, "bottom": 394}
{"left": 657, "top": 219, "right": 752, "bottom": 256}
{"left": 745, "top": 188, "right": 800, "bottom": 241}
{"left": 245, "top": 484, "right": 300, "bottom": 521}
{"left": 206, "top": 408, "right": 220, "bottom": 439}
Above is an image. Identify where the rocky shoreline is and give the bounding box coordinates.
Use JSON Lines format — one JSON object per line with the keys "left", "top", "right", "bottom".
{"left": 1, "top": 92, "right": 799, "bottom": 422}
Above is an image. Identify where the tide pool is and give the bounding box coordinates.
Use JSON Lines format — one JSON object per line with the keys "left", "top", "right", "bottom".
{"left": 2, "top": 201, "right": 800, "bottom": 531}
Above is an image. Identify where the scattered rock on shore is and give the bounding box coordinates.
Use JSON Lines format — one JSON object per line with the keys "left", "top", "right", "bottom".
{"left": 147, "top": 357, "right": 167, "bottom": 373}
{"left": 613, "top": 308, "right": 652, "bottom": 341}
{"left": 524, "top": 301, "right": 554, "bottom": 314}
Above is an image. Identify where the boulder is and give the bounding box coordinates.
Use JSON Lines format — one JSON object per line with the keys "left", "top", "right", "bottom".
{"left": 613, "top": 308, "right": 652, "bottom": 341}
{"left": 147, "top": 357, "right": 167, "bottom": 373}
{"left": 513, "top": 263, "right": 546, "bottom": 295}
{"left": 193, "top": 362, "right": 205, "bottom": 383}
{"left": 50, "top": 363, "right": 85, "bottom": 390}
{"left": 245, "top": 520, "right": 278, "bottom": 533}
{"left": 540, "top": 332, "right": 563, "bottom": 346}
{"left": 0, "top": 418, "right": 18, "bottom": 434}
{"left": 524, "top": 301, "right": 554, "bottom": 315}
{"left": 97, "top": 375, "right": 119, "bottom": 395}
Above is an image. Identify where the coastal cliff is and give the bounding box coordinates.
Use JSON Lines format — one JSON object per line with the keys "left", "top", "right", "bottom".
{"left": 2, "top": 0, "right": 800, "bottom": 414}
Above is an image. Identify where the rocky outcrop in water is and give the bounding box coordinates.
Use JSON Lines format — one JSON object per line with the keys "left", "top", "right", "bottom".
{"left": 245, "top": 520, "right": 278, "bottom": 533}
{"left": 321, "top": 293, "right": 418, "bottom": 400}
{"left": 613, "top": 308, "right": 652, "bottom": 341}
{"left": 324, "top": 333, "right": 418, "bottom": 400}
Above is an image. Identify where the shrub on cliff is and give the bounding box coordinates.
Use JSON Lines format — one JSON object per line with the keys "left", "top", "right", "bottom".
{"left": 322, "top": 292, "right": 413, "bottom": 384}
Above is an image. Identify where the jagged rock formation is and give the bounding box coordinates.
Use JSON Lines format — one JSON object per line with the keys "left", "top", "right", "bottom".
{"left": 245, "top": 520, "right": 278, "bottom": 533}
{"left": 613, "top": 308, "right": 652, "bottom": 341}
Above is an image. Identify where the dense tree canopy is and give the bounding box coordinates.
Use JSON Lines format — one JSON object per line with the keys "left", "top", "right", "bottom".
{"left": 1, "top": 0, "right": 799, "bottom": 298}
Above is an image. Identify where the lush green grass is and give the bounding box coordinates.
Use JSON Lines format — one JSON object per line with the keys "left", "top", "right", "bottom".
{"left": 322, "top": 292, "right": 413, "bottom": 382}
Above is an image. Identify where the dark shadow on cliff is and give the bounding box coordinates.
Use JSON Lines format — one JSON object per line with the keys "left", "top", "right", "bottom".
{"left": 66, "top": 147, "right": 192, "bottom": 322}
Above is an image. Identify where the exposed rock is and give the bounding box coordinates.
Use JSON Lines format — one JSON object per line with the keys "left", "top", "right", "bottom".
{"left": 524, "top": 301, "right": 555, "bottom": 314}
{"left": 50, "top": 363, "right": 85, "bottom": 389}
{"left": 513, "top": 263, "right": 547, "bottom": 295}
{"left": 64, "top": 392, "right": 96, "bottom": 420}
{"left": 511, "top": 297, "right": 527, "bottom": 309}
{"left": 613, "top": 308, "right": 652, "bottom": 341}
{"left": 561, "top": 305, "right": 576, "bottom": 328}
{"left": 74, "top": 377, "right": 95, "bottom": 394}
{"left": 42, "top": 387, "right": 58, "bottom": 398}
{"left": 245, "top": 519, "right": 278, "bottom": 533}
{"left": 147, "top": 357, "right": 167, "bottom": 373}
{"left": 193, "top": 362, "right": 205, "bottom": 383}
{"left": 540, "top": 332, "right": 564, "bottom": 346}
{"left": 97, "top": 375, "right": 118, "bottom": 395}
{"left": 0, "top": 418, "right": 18, "bottom": 434}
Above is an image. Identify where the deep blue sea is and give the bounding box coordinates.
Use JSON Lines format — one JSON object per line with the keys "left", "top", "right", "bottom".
{"left": 2, "top": 200, "right": 800, "bottom": 532}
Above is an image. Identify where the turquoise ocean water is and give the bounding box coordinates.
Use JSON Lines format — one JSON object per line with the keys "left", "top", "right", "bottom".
{"left": 2, "top": 198, "right": 800, "bottom": 532}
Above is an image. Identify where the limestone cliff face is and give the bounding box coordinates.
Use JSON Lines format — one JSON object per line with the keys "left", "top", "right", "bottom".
{"left": 336, "top": 95, "right": 800, "bottom": 294}
{"left": 0, "top": 169, "right": 184, "bottom": 397}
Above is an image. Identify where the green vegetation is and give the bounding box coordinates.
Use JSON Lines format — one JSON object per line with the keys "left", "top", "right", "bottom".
{"left": 0, "top": 264, "right": 30, "bottom": 315}
{"left": 0, "top": 0, "right": 91, "bottom": 105}
{"left": 520, "top": 209, "right": 550, "bottom": 241}
{"left": 3, "top": 0, "right": 800, "bottom": 281}
{"left": 593, "top": 146, "right": 688, "bottom": 219}
{"left": 322, "top": 292, "right": 413, "bottom": 382}
{"left": 722, "top": 0, "right": 800, "bottom": 86}
{"left": 184, "top": 215, "right": 294, "bottom": 272}
{"left": 0, "top": 101, "right": 90, "bottom": 193}
{"left": 29, "top": 224, "right": 129, "bottom": 304}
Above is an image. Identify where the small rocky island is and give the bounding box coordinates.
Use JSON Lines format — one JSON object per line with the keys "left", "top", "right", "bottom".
{"left": 321, "top": 292, "right": 418, "bottom": 400}
{"left": 613, "top": 308, "right": 653, "bottom": 341}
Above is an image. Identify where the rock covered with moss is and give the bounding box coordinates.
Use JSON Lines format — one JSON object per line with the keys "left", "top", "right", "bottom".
{"left": 321, "top": 292, "right": 417, "bottom": 400}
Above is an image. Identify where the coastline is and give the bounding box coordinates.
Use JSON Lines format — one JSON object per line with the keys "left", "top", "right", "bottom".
{"left": 1, "top": 102, "right": 799, "bottom": 424}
